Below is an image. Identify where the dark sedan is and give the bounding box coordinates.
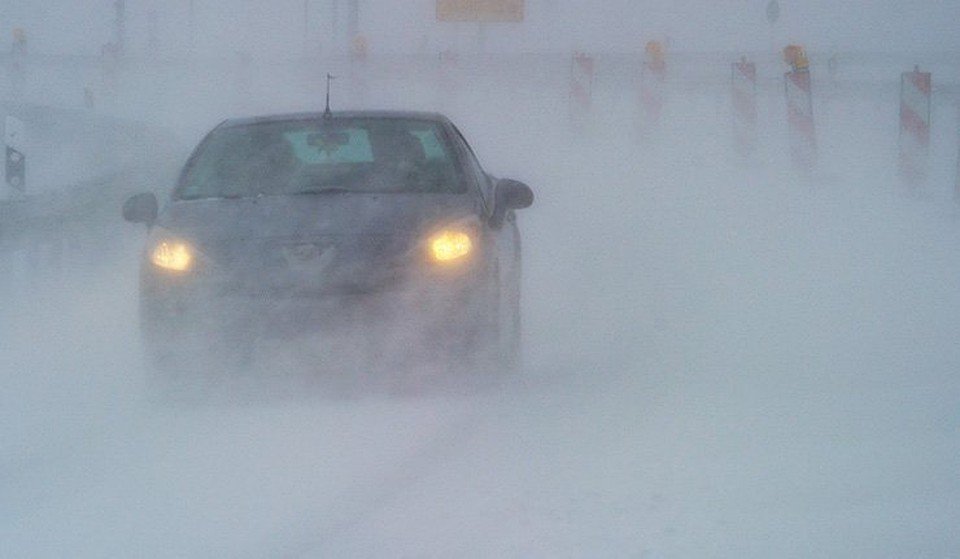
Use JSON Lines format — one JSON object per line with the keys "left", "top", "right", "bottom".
{"left": 122, "top": 111, "right": 533, "bottom": 385}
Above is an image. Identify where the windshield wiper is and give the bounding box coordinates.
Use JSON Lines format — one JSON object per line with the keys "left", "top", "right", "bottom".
{"left": 291, "top": 187, "right": 353, "bottom": 195}
{"left": 178, "top": 193, "right": 245, "bottom": 201}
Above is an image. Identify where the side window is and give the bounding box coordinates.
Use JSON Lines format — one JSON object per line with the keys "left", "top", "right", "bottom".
{"left": 451, "top": 125, "right": 492, "bottom": 209}
{"left": 410, "top": 129, "right": 447, "bottom": 161}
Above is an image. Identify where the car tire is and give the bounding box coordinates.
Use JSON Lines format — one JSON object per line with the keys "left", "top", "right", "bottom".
{"left": 475, "top": 259, "right": 521, "bottom": 375}
{"left": 496, "top": 269, "right": 522, "bottom": 374}
{"left": 140, "top": 316, "right": 255, "bottom": 404}
{"left": 142, "top": 344, "right": 212, "bottom": 404}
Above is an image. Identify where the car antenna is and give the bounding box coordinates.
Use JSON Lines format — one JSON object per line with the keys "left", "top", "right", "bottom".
{"left": 323, "top": 73, "right": 336, "bottom": 119}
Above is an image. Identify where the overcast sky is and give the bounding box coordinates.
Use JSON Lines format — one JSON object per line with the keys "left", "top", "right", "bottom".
{"left": 3, "top": 1, "right": 960, "bottom": 57}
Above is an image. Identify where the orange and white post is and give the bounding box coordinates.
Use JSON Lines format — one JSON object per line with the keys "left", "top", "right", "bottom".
{"left": 640, "top": 41, "right": 667, "bottom": 127}
{"left": 569, "top": 52, "right": 594, "bottom": 123}
{"left": 899, "top": 66, "right": 932, "bottom": 185}
{"left": 350, "top": 35, "right": 370, "bottom": 107}
{"left": 783, "top": 45, "right": 816, "bottom": 173}
{"left": 731, "top": 57, "right": 758, "bottom": 158}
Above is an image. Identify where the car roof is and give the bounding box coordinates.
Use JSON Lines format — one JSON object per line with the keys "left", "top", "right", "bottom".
{"left": 218, "top": 111, "right": 452, "bottom": 129}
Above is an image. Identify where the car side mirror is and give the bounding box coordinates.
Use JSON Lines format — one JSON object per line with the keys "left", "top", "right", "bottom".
{"left": 122, "top": 192, "right": 158, "bottom": 225}
{"left": 491, "top": 178, "right": 534, "bottom": 227}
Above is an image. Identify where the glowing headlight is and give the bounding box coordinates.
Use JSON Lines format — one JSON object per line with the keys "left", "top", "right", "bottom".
{"left": 150, "top": 241, "right": 194, "bottom": 272}
{"left": 429, "top": 229, "right": 474, "bottom": 263}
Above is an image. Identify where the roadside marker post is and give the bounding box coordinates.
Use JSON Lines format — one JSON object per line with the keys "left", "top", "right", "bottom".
{"left": 569, "top": 52, "right": 594, "bottom": 126}
{"left": 640, "top": 41, "right": 667, "bottom": 128}
{"left": 437, "top": 49, "right": 460, "bottom": 107}
{"left": 10, "top": 29, "right": 27, "bottom": 101}
{"left": 731, "top": 57, "right": 758, "bottom": 158}
{"left": 899, "top": 66, "right": 932, "bottom": 186}
{"left": 349, "top": 35, "right": 370, "bottom": 107}
{"left": 783, "top": 45, "right": 816, "bottom": 174}
{"left": 4, "top": 115, "right": 26, "bottom": 198}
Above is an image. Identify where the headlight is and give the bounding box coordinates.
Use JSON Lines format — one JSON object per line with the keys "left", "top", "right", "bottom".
{"left": 428, "top": 228, "right": 474, "bottom": 263}
{"left": 150, "top": 240, "right": 194, "bottom": 272}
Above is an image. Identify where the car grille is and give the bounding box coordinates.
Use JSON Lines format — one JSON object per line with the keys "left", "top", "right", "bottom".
{"left": 203, "top": 235, "right": 412, "bottom": 297}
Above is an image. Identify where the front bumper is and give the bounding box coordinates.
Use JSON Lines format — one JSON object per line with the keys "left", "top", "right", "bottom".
{"left": 139, "top": 261, "right": 495, "bottom": 349}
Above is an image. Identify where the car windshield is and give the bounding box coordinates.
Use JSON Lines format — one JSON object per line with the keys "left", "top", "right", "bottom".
{"left": 176, "top": 118, "right": 465, "bottom": 199}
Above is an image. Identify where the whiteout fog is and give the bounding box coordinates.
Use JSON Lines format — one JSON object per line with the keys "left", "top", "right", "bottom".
{"left": 2, "top": 2, "right": 959, "bottom": 557}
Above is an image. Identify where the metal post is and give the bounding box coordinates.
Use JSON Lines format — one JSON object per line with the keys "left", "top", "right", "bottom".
{"left": 731, "top": 58, "right": 758, "bottom": 158}
{"left": 189, "top": 0, "right": 196, "bottom": 54}
{"left": 347, "top": 0, "right": 359, "bottom": 39}
{"left": 331, "top": 0, "right": 339, "bottom": 42}
{"left": 114, "top": 0, "right": 126, "bottom": 54}
{"left": 5, "top": 116, "right": 26, "bottom": 198}
{"left": 303, "top": 0, "right": 309, "bottom": 56}
{"left": 148, "top": 10, "right": 158, "bottom": 56}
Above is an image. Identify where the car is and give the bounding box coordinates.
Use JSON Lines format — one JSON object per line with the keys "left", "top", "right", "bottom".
{"left": 122, "top": 111, "right": 534, "bottom": 386}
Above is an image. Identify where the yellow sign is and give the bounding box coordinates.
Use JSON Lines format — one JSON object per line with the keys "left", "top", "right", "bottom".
{"left": 437, "top": 0, "right": 524, "bottom": 22}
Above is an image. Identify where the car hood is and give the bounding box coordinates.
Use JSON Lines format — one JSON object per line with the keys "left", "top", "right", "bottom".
{"left": 157, "top": 193, "right": 477, "bottom": 240}
{"left": 151, "top": 193, "right": 479, "bottom": 295}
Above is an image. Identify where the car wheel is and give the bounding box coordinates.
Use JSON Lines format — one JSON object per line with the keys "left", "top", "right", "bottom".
{"left": 497, "top": 271, "right": 522, "bottom": 373}
{"left": 142, "top": 343, "right": 212, "bottom": 404}
{"left": 140, "top": 320, "right": 254, "bottom": 404}
{"left": 475, "top": 260, "right": 521, "bottom": 375}
{"left": 500, "top": 278, "right": 523, "bottom": 372}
